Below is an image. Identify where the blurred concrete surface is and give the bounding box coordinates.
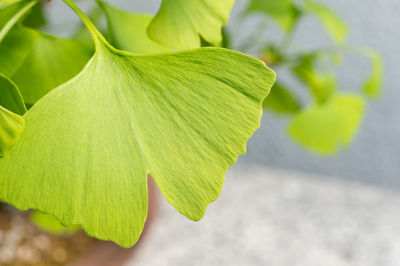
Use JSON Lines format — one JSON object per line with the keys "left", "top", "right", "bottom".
{"left": 126, "top": 166, "right": 400, "bottom": 266}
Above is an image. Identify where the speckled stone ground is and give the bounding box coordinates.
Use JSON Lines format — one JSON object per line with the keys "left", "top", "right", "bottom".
{"left": 126, "top": 166, "right": 400, "bottom": 266}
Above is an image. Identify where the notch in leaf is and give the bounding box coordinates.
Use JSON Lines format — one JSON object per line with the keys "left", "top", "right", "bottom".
{"left": 0, "top": 0, "right": 275, "bottom": 248}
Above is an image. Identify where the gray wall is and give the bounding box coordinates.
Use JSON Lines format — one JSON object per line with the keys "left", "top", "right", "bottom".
{"left": 45, "top": 0, "right": 400, "bottom": 187}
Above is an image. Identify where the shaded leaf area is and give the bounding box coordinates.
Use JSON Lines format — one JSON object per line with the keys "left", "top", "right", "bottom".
{"left": 30, "top": 211, "right": 80, "bottom": 235}
{"left": 292, "top": 54, "right": 336, "bottom": 103}
{"left": 0, "top": 0, "right": 26, "bottom": 29}
{"left": 0, "top": 26, "right": 92, "bottom": 104}
{"left": 288, "top": 93, "right": 364, "bottom": 154}
{"left": 147, "top": 0, "right": 234, "bottom": 50}
{"left": 0, "top": 74, "right": 25, "bottom": 157}
{"left": 22, "top": 0, "right": 45, "bottom": 28}
{"left": 304, "top": 0, "right": 347, "bottom": 43}
{"left": 0, "top": 0, "right": 22, "bottom": 10}
{"left": 246, "top": 0, "right": 301, "bottom": 32}
{"left": 0, "top": 73, "right": 26, "bottom": 115}
{"left": 98, "top": 0, "right": 170, "bottom": 54}
{"left": 263, "top": 83, "right": 300, "bottom": 114}
{"left": 0, "top": 39, "right": 275, "bottom": 247}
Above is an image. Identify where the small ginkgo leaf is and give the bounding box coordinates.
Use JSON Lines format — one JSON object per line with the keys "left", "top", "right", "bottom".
{"left": 0, "top": 73, "right": 26, "bottom": 115}
{"left": 147, "top": 0, "right": 234, "bottom": 50}
{"left": 0, "top": 4, "right": 275, "bottom": 246}
{"left": 305, "top": 0, "right": 347, "bottom": 44}
{"left": 0, "top": 26, "right": 92, "bottom": 104}
{"left": 263, "top": 83, "right": 300, "bottom": 114}
{"left": 246, "top": 0, "right": 300, "bottom": 32}
{"left": 0, "top": 106, "right": 24, "bottom": 157}
{"left": 30, "top": 211, "right": 80, "bottom": 235}
{"left": 98, "top": 0, "right": 170, "bottom": 54}
{"left": 288, "top": 93, "right": 364, "bottom": 154}
{"left": 361, "top": 49, "right": 383, "bottom": 98}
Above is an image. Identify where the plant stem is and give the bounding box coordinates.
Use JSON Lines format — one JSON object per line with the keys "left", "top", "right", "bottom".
{"left": 62, "top": 0, "right": 108, "bottom": 49}
{"left": 0, "top": 0, "right": 37, "bottom": 42}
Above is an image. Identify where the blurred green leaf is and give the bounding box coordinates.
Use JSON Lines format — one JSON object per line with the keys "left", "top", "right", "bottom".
{"left": 361, "top": 49, "right": 383, "bottom": 98}
{"left": 293, "top": 54, "right": 336, "bottom": 103}
{"left": 263, "top": 83, "right": 300, "bottom": 114}
{"left": 147, "top": 0, "right": 234, "bottom": 49}
{"left": 0, "top": 0, "right": 22, "bottom": 10}
{"left": 288, "top": 93, "right": 365, "bottom": 154}
{"left": 246, "top": 0, "right": 300, "bottom": 32}
{"left": 98, "top": 0, "right": 170, "bottom": 54}
{"left": 22, "top": 1, "right": 45, "bottom": 28}
{"left": 30, "top": 211, "right": 80, "bottom": 235}
{"left": 0, "top": 73, "right": 26, "bottom": 115}
{"left": 305, "top": 0, "right": 347, "bottom": 43}
{"left": 0, "top": 26, "right": 92, "bottom": 104}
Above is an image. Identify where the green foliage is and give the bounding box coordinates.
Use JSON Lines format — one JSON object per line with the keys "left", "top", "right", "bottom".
{"left": 98, "top": 0, "right": 170, "bottom": 54}
{"left": 263, "top": 83, "right": 300, "bottom": 114}
{"left": 304, "top": 0, "right": 347, "bottom": 43}
{"left": 0, "top": 0, "right": 275, "bottom": 247}
{"left": 147, "top": 0, "right": 234, "bottom": 49}
{"left": 288, "top": 94, "right": 365, "bottom": 154}
{"left": 0, "top": 26, "right": 92, "bottom": 104}
{"left": 246, "top": 0, "right": 300, "bottom": 32}
{"left": 30, "top": 211, "right": 80, "bottom": 235}
{"left": 242, "top": 0, "right": 382, "bottom": 154}
{"left": 0, "top": 73, "right": 25, "bottom": 157}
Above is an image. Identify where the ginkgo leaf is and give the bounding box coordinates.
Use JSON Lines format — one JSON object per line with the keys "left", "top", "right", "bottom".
{"left": 0, "top": 26, "right": 92, "bottom": 104}
{"left": 0, "top": 5, "right": 275, "bottom": 247}
{"left": 362, "top": 49, "right": 383, "bottom": 98}
{"left": 98, "top": 0, "right": 170, "bottom": 54}
{"left": 305, "top": 0, "right": 347, "bottom": 43}
{"left": 246, "top": 0, "right": 300, "bottom": 32}
{"left": 0, "top": 73, "right": 26, "bottom": 115}
{"left": 288, "top": 93, "right": 364, "bottom": 154}
{"left": 147, "top": 0, "right": 234, "bottom": 50}
{"left": 31, "top": 211, "right": 80, "bottom": 235}
{"left": 263, "top": 83, "right": 300, "bottom": 114}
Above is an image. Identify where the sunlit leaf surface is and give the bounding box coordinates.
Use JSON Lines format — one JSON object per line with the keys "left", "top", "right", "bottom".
{"left": 0, "top": 29, "right": 275, "bottom": 247}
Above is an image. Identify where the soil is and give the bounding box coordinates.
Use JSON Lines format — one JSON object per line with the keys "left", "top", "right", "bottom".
{"left": 0, "top": 204, "right": 97, "bottom": 266}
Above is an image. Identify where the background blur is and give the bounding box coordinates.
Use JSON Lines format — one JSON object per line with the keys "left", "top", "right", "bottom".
{"left": 43, "top": 0, "right": 400, "bottom": 265}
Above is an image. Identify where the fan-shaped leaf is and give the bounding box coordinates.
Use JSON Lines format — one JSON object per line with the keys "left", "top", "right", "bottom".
{"left": 288, "top": 93, "right": 364, "bottom": 154}
{"left": 147, "top": 0, "right": 234, "bottom": 50}
{"left": 0, "top": 26, "right": 275, "bottom": 248}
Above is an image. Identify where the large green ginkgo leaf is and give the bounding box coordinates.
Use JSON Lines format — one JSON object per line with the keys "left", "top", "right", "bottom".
{"left": 147, "top": 0, "right": 234, "bottom": 50}
{"left": 98, "top": 0, "right": 170, "bottom": 54}
{"left": 288, "top": 93, "right": 364, "bottom": 154}
{"left": 0, "top": 8, "right": 275, "bottom": 247}
{"left": 0, "top": 26, "right": 92, "bottom": 104}
{"left": 0, "top": 73, "right": 25, "bottom": 156}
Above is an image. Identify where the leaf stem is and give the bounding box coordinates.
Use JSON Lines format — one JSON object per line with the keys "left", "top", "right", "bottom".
{"left": 0, "top": 0, "right": 37, "bottom": 43}
{"left": 62, "top": 0, "right": 109, "bottom": 49}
